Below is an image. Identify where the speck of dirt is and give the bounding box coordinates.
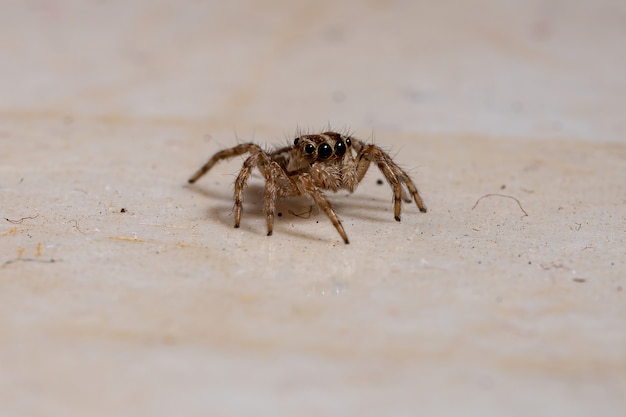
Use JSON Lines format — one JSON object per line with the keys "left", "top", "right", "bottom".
{"left": 120, "top": 208, "right": 127, "bottom": 213}
{"left": 277, "top": 212, "right": 283, "bottom": 217}
{"left": 376, "top": 179, "right": 384, "bottom": 185}
{"left": 572, "top": 278, "right": 586, "bottom": 283}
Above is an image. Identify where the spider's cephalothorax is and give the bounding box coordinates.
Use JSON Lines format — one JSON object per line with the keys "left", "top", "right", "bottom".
{"left": 187, "top": 131, "right": 427, "bottom": 244}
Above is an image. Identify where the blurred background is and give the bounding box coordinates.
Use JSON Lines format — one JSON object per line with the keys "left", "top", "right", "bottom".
{"left": 1, "top": 0, "right": 625, "bottom": 141}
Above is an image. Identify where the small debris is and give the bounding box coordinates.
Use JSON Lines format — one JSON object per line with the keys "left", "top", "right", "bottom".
{"left": 67, "top": 219, "right": 87, "bottom": 235}
{"left": 4, "top": 214, "right": 39, "bottom": 224}
{"left": 471, "top": 193, "right": 529, "bottom": 218}
{"left": 277, "top": 212, "right": 283, "bottom": 217}
{"left": 540, "top": 262, "right": 569, "bottom": 271}
{"left": 376, "top": 179, "right": 384, "bottom": 185}
{"left": 120, "top": 208, "right": 127, "bottom": 213}
{"left": 288, "top": 206, "right": 313, "bottom": 219}
{"left": 572, "top": 278, "right": 586, "bottom": 283}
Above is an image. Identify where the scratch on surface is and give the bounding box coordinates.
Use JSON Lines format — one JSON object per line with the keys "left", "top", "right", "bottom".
{"left": 108, "top": 236, "right": 195, "bottom": 248}
{"left": 3, "top": 244, "right": 55, "bottom": 268}
{"left": 2, "top": 258, "right": 58, "bottom": 268}
{"left": 138, "top": 223, "right": 190, "bottom": 229}
{"left": 109, "top": 236, "right": 146, "bottom": 243}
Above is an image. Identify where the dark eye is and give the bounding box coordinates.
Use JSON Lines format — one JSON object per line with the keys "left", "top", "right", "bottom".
{"left": 293, "top": 138, "right": 299, "bottom": 145}
{"left": 318, "top": 143, "right": 333, "bottom": 159}
{"left": 335, "top": 141, "right": 346, "bottom": 157}
{"left": 304, "top": 144, "right": 315, "bottom": 154}
{"left": 345, "top": 138, "right": 352, "bottom": 147}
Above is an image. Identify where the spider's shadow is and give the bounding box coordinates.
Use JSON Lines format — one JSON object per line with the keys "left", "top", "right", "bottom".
{"left": 185, "top": 180, "right": 416, "bottom": 241}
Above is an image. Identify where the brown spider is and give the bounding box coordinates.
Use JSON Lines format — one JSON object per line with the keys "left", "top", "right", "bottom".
{"left": 187, "top": 131, "right": 427, "bottom": 244}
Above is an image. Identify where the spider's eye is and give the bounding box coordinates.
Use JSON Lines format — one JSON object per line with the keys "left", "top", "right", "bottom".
{"left": 304, "top": 143, "right": 315, "bottom": 154}
{"left": 293, "top": 138, "right": 299, "bottom": 145}
{"left": 335, "top": 141, "right": 346, "bottom": 157}
{"left": 345, "top": 138, "right": 352, "bottom": 147}
{"left": 318, "top": 143, "right": 333, "bottom": 159}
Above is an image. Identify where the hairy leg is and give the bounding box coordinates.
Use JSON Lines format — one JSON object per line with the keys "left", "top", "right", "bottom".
{"left": 232, "top": 153, "right": 262, "bottom": 228}
{"left": 188, "top": 143, "right": 263, "bottom": 184}
{"left": 296, "top": 174, "right": 349, "bottom": 244}
{"left": 232, "top": 152, "right": 294, "bottom": 236}
{"left": 353, "top": 143, "right": 427, "bottom": 220}
{"left": 262, "top": 161, "right": 292, "bottom": 236}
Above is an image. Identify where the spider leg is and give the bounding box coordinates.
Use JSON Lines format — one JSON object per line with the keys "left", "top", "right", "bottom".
{"left": 396, "top": 167, "right": 427, "bottom": 213}
{"left": 354, "top": 143, "right": 427, "bottom": 221}
{"left": 232, "top": 152, "right": 291, "bottom": 236}
{"left": 296, "top": 174, "right": 350, "bottom": 244}
{"left": 232, "top": 152, "right": 262, "bottom": 228}
{"left": 262, "top": 161, "right": 289, "bottom": 236}
{"left": 188, "top": 143, "right": 263, "bottom": 183}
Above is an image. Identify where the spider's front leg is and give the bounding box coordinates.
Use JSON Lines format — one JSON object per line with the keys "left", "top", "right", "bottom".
{"left": 296, "top": 174, "right": 350, "bottom": 244}
{"left": 188, "top": 143, "right": 263, "bottom": 184}
{"left": 353, "top": 142, "right": 427, "bottom": 221}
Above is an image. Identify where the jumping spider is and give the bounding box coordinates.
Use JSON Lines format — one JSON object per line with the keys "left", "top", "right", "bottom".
{"left": 187, "top": 131, "right": 427, "bottom": 244}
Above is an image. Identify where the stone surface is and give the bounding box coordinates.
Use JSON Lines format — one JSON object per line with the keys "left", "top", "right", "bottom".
{"left": 1, "top": 1, "right": 625, "bottom": 416}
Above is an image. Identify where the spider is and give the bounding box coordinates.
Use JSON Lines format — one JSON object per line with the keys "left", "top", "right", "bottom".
{"left": 187, "top": 131, "right": 427, "bottom": 244}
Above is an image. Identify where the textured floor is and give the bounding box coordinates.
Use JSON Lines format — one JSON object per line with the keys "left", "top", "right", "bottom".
{"left": 1, "top": 1, "right": 625, "bottom": 416}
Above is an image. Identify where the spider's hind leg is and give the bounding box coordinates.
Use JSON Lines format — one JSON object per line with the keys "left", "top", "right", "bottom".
{"left": 188, "top": 143, "right": 263, "bottom": 184}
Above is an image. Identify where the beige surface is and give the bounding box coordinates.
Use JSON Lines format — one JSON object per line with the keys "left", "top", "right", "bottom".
{"left": 1, "top": 1, "right": 625, "bottom": 416}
